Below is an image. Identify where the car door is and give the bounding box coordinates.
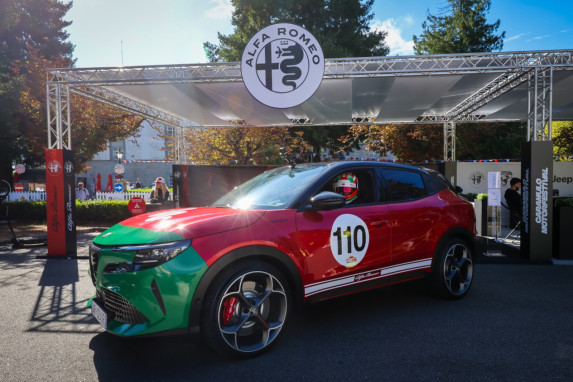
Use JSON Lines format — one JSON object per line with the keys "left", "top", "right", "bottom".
{"left": 295, "top": 168, "right": 392, "bottom": 299}
{"left": 378, "top": 168, "right": 440, "bottom": 265}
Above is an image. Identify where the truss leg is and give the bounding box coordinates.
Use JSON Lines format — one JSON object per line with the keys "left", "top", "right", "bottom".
{"left": 47, "top": 83, "right": 71, "bottom": 149}
{"left": 443, "top": 121, "right": 456, "bottom": 161}
{"left": 527, "top": 66, "right": 553, "bottom": 142}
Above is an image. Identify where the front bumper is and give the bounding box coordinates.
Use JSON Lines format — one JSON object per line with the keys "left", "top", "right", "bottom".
{"left": 89, "top": 242, "right": 208, "bottom": 337}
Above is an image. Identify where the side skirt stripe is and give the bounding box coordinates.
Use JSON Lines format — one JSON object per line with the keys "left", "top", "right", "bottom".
{"left": 304, "top": 258, "right": 432, "bottom": 297}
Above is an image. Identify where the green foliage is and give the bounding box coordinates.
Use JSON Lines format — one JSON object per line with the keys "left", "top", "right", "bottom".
{"left": 456, "top": 122, "right": 526, "bottom": 160}
{"left": 6, "top": 200, "right": 132, "bottom": 224}
{"left": 205, "top": 0, "right": 388, "bottom": 62}
{"left": 75, "top": 200, "right": 132, "bottom": 222}
{"left": 553, "top": 121, "right": 573, "bottom": 160}
{"left": 413, "top": 0, "right": 505, "bottom": 55}
{"left": 460, "top": 193, "right": 477, "bottom": 202}
{"left": 0, "top": 0, "right": 74, "bottom": 181}
{"left": 555, "top": 198, "right": 573, "bottom": 207}
{"left": 476, "top": 193, "right": 488, "bottom": 200}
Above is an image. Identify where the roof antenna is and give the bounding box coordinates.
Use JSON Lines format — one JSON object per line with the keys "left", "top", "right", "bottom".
{"left": 279, "top": 147, "right": 295, "bottom": 169}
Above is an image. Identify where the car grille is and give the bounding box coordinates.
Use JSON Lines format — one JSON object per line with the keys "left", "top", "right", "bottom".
{"left": 89, "top": 244, "right": 100, "bottom": 286}
{"left": 96, "top": 289, "right": 148, "bottom": 324}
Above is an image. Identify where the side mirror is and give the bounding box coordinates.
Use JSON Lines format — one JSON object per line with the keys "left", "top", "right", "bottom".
{"left": 309, "top": 191, "right": 346, "bottom": 211}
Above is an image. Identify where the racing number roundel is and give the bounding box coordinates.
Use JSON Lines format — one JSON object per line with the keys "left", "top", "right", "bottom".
{"left": 330, "top": 214, "right": 370, "bottom": 268}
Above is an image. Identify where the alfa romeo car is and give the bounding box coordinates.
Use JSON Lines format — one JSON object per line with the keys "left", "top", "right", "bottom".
{"left": 88, "top": 161, "right": 475, "bottom": 357}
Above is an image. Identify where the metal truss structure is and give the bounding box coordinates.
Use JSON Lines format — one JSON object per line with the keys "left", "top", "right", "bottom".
{"left": 443, "top": 122, "right": 456, "bottom": 162}
{"left": 527, "top": 67, "right": 553, "bottom": 141}
{"left": 47, "top": 50, "right": 573, "bottom": 161}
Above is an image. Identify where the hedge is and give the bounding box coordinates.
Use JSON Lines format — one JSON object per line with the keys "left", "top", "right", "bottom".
{"left": 5, "top": 200, "right": 132, "bottom": 224}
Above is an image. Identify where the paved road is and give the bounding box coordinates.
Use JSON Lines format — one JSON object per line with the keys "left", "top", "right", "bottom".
{"left": 1, "top": 234, "right": 572, "bottom": 381}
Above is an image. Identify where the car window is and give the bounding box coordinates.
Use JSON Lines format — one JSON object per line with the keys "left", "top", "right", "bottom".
{"left": 381, "top": 169, "right": 427, "bottom": 202}
{"left": 322, "top": 169, "right": 376, "bottom": 205}
{"left": 212, "top": 164, "right": 329, "bottom": 209}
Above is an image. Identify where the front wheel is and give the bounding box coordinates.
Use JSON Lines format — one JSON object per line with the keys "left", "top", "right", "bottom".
{"left": 201, "top": 262, "right": 290, "bottom": 358}
{"left": 430, "top": 238, "right": 474, "bottom": 299}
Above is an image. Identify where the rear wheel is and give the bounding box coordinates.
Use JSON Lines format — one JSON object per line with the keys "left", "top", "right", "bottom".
{"left": 201, "top": 261, "right": 290, "bottom": 358}
{"left": 430, "top": 238, "right": 473, "bottom": 299}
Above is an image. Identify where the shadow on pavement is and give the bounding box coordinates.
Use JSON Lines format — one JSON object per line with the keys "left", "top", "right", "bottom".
{"left": 29, "top": 258, "right": 98, "bottom": 334}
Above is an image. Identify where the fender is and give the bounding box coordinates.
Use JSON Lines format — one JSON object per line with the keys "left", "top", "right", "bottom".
{"left": 431, "top": 226, "right": 475, "bottom": 269}
{"left": 187, "top": 245, "right": 304, "bottom": 335}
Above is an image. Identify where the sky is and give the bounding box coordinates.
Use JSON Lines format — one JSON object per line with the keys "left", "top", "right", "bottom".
{"left": 64, "top": 0, "right": 573, "bottom": 68}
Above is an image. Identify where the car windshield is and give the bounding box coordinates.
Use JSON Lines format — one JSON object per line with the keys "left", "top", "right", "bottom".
{"left": 211, "top": 164, "right": 329, "bottom": 210}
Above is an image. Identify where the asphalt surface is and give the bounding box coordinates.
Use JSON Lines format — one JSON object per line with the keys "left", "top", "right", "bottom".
{"left": 1, "top": 234, "right": 572, "bottom": 382}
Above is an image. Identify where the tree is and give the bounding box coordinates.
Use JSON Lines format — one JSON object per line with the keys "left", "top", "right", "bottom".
{"left": 552, "top": 121, "right": 573, "bottom": 160}
{"left": 0, "top": 0, "right": 75, "bottom": 182}
{"left": 172, "top": 126, "right": 311, "bottom": 165}
{"left": 0, "top": 0, "right": 144, "bottom": 182}
{"left": 205, "top": 0, "right": 388, "bottom": 62}
{"left": 412, "top": 0, "right": 505, "bottom": 54}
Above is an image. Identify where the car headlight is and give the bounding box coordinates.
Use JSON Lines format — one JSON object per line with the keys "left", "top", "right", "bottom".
{"left": 103, "top": 239, "right": 191, "bottom": 273}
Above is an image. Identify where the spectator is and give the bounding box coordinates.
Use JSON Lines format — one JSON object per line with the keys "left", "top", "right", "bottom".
{"left": 76, "top": 182, "right": 90, "bottom": 201}
{"left": 504, "top": 177, "right": 522, "bottom": 228}
{"left": 150, "top": 177, "right": 170, "bottom": 204}
{"left": 134, "top": 178, "right": 142, "bottom": 189}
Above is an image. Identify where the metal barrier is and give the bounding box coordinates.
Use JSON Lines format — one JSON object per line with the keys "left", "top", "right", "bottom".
{"left": 95, "top": 191, "right": 153, "bottom": 201}
{"left": 5, "top": 191, "right": 173, "bottom": 202}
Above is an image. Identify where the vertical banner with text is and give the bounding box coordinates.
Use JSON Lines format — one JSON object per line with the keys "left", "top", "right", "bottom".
{"left": 521, "top": 141, "right": 553, "bottom": 262}
{"left": 45, "top": 149, "right": 77, "bottom": 256}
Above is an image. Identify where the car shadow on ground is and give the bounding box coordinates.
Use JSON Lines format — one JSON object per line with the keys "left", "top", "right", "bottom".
{"left": 87, "top": 280, "right": 439, "bottom": 381}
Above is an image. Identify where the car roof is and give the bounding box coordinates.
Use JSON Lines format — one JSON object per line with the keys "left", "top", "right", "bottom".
{"left": 293, "top": 160, "right": 429, "bottom": 173}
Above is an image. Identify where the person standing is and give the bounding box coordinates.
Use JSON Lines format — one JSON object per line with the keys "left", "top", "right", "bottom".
{"left": 150, "top": 177, "right": 170, "bottom": 204}
{"left": 76, "top": 182, "right": 90, "bottom": 201}
{"left": 504, "top": 177, "right": 522, "bottom": 228}
{"left": 134, "top": 178, "right": 142, "bottom": 189}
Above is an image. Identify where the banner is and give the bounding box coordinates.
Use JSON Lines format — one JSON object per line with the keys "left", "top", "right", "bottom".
{"left": 45, "top": 149, "right": 77, "bottom": 256}
{"left": 521, "top": 141, "right": 553, "bottom": 262}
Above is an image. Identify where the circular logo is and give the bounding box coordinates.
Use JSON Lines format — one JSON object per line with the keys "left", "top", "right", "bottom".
{"left": 114, "top": 164, "right": 125, "bottom": 174}
{"left": 14, "top": 164, "right": 26, "bottom": 174}
{"left": 330, "top": 214, "right": 370, "bottom": 268}
{"left": 64, "top": 160, "right": 74, "bottom": 176}
{"left": 241, "top": 23, "right": 324, "bottom": 109}
{"left": 469, "top": 171, "right": 484, "bottom": 187}
{"left": 47, "top": 160, "right": 62, "bottom": 176}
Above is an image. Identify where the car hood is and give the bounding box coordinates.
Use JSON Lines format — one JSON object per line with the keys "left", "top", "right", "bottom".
{"left": 93, "top": 207, "right": 266, "bottom": 246}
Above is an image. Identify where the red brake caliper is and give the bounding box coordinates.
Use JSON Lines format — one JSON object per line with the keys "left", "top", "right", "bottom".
{"left": 222, "top": 297, "right": 238, "bottom": 325}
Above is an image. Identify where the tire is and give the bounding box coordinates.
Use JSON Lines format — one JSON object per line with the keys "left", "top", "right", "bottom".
{"left": 429, "top": 238, "right": 474, "bottom": 300}
{"left": 201, "top": 261, "right": 290, "bottom": 358}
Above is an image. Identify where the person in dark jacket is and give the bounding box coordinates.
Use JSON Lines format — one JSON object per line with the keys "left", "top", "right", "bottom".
{"left": 150, "top": 177, "right": 170, "bottom": 204}
{"left": 504, "top": 177, "right": 522, "bottom": 228}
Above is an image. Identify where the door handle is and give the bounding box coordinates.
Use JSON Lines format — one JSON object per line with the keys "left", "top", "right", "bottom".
{"left": 369, "top": 219, "right": 388, "bottom": 227}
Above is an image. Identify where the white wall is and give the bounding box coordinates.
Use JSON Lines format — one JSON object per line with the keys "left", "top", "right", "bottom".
{"left": 125, "top": 120, "right": 166, "bottom": 160}
{"left": 457, "top": 162, "right": 573, "bottom": 197}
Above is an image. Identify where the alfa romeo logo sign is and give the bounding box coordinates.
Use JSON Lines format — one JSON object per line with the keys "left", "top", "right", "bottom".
{"left": 241, "top": 23, "right": 324, "bottom": 109}
{"left": 47, "top": 160, "right": 62, "bottom": 176}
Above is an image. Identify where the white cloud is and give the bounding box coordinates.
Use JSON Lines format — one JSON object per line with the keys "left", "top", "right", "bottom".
{"left": 529, "top": 34, "right": 551, "bottom": 41}
{"left": 372, "top": 18, "right": 415, "bottom": 56}
{"left": 205, "top": 0, "right": 233, "bottom": 20}
{"left": 505, "top": 33, "right": 528, "bottom": 43}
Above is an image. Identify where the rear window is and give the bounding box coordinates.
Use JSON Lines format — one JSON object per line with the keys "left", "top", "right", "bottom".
{"left": 382, "top": 169, "right": 427, "bottom": 202}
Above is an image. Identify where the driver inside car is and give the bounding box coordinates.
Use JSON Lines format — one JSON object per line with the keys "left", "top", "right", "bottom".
{"left": 333, "top": 172, "right": 359, "bottom": 204}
